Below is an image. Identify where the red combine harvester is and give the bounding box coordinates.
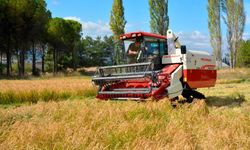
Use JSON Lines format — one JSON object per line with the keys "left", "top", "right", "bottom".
{"left": 92, "top": 30, "right": 216, "bottom": 101}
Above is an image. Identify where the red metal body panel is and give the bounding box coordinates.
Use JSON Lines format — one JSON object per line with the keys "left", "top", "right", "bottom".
{"left": 183, "top": 69, "right": 217, "bottom": 88}
{"left": 151, "top": 64, "right": 180, "bottom": 99}
{"left": 120, "top": 31, "right": 167, "bottom": 39}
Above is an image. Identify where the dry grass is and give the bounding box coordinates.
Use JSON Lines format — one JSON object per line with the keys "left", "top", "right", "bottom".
{"left": 0, "top": 69, "right": 250, "bottom": 149}
{"left": 0, "top": 77, "right": 96, "bottom": 104}
{"left": 0, "top": 77, "right": 92, "bottom": 92}
{"left": 217, "top": 68, "right": 250, "bottom": 84}
{"left": 0, "top": 100, "right": 249, "bottom": 149}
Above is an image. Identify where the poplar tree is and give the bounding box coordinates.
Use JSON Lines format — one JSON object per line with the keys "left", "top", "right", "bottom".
{"left": 222, "top": 0, "right": 246, "bottom": 68}
{"left": 208, "top": 0, "right": 222, "bottom": 68}
{"left": 149, "top": 0, "right": 169, "bottom": 35}
{"left": 110, "top": 0, "right": 126, "bottom": 64}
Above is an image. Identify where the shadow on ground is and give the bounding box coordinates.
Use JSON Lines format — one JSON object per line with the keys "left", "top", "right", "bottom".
{"left": 205, "top": 94, "right": 245, "bottom": 107}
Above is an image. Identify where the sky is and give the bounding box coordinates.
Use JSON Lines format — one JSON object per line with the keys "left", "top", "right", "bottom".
{"left": 46, "top": 0, "right": 250, "bottom": 54}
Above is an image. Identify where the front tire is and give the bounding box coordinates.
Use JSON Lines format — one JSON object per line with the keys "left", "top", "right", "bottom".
{"left": 182, "top": 89, "right": 205, "bottom": 103}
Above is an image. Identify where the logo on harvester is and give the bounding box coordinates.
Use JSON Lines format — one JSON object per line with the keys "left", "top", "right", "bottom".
{"left": 163, "top": 55, "right": 180, "bottom": 58}
{"left": 201, "top": 65, "right": 216, "bottom": 70}
{"left": 200, "top": 58, "right": 212, "bottom": 62}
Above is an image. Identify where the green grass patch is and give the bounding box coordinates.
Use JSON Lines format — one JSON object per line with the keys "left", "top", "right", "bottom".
{"left": 0, "top": 90, "right": 79, "bottom": 105}
{"left": 124, "top": 107, "right": 151, "bottom": 121}
{"left": 218, "top": 78, "right": 249, "bottom": 84}
{"left": 206, "top": 92, "right": 246, "bottom": 107}
{"left": 106, "top": 130, "right": 137, "bottom": 149}
{"left": 82, "top": 88, "right": 97, "bottom": 98}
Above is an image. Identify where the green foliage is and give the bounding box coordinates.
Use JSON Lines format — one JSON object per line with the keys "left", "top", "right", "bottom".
{"left": 110, "top": 0, "right": 126, "bottom": 40}
{"left": 82, "top": 90, "right": 96, "bottom": 98}
{"left": 237, "top": 40, "right": 250, "bottom": 67}
{"left": 45, "top": 49, "right": 54, "bottom": 72}
{"left": 0, "top": 0, "right": 116, "bottom": 76}
{"left": 0, "top": 0, "right": 51, "bottom": 77}
{"left": 47, "top": 18, "right": 68, "bottom": 49}
{"left": 207, "top": 0, "right": 222, "bottom": 67}
{"left": 125, "top": 107, "right": 151, "bottom": 121}
{"left": 221, "top": 0, "right": 246, "bottom": 68}
{"left": 149, "top": 0, "right": 169, "bottom": 35}
{"left": 47, "top": 18, "right": 82, "bottom": 72}
{"left": 43, "top": 35, "right": 114, "bottom": 69}
{"left": 110, "top": 0, "right": 126, "bottom": 65}
{"left": 106, "top": 130, "right": 137, "bottom": 149}
{"left": 12, "top": 63, "right": 32, "bottom": 74}
{"left": 79, "top": 36, "right": 114, "bottom": 66}
{"left": 0, "top": 90, "right": 72, "bottom": 105}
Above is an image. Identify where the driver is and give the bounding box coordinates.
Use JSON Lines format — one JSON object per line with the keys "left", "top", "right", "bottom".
{"left": 127, "top": 39, "right": 141, "bottom": 63}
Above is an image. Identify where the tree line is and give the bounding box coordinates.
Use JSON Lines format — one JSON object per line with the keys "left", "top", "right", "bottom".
{"left": 0, "top": 0, "right": 51, "bottom": 77}
{"left": 0, "top": 0, "right": 248, "bottom": 78}
{"left": 0, "top": 0, "right": 114, "bottom": 77}
{"left": 110, "top": 0, "right": 169, "bottom": 64}
{"left": 208, "top": 0, "right": 247, "bottom": 68}
{"left": 111, "top": 0, "right": 248, "bottom": 68}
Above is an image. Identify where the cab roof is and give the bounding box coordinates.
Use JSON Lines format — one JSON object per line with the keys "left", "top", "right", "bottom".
{"left": 120, "top": 31, "right": 167, "bottom": 40}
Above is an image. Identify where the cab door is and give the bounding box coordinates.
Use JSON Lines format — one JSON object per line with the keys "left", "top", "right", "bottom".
{"left": 145, "top": 40, "right": 167, "bottom": 70}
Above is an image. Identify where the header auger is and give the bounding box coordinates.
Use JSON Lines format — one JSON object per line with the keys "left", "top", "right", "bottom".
{"left": 92, "top": 30, "right": 216, "bottom": 102}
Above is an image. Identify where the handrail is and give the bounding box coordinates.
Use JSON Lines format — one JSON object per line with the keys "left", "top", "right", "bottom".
{"left": 98, "top": 62, "right": 151, "bottom": 69}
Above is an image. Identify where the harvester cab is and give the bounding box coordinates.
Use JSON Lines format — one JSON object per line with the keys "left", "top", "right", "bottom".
{"left": 92, "top": 30, "right": 217, "bottom": 101}
{"left": 123, "top": 32, "right": 167, "bottom": 67}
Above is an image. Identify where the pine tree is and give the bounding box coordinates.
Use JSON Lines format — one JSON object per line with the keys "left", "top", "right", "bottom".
{"left": 149, "top": 0, "right": 169, "bottom": 35}
{"left": 207, "top": 0, "right": 222, "bottom": 68}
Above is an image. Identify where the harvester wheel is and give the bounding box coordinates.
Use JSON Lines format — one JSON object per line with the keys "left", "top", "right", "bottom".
{"left": 170, "top": 97, "right": 179, "bottom": 108}
{"left": 192, "top": 90, "right": 205, "bottom": 99}
{"left": 182, "top": 89, "right": 205, "bottom": 103}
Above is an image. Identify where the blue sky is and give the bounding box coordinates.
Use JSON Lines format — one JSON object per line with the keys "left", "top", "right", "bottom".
{"left": 46, "top": 0, "right": 250, "bottom": 53}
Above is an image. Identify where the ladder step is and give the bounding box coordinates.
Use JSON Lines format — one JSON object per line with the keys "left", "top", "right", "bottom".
{"left": 111, "top": 97, "right": 144, "bottom": 101}
{"left": 113, "top": 88, "right": 149, "bottom": 91}
{"left": 99, "top": 62, "right": 152, "bottom": 69}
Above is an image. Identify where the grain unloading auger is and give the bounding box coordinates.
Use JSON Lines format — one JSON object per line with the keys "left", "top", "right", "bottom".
{"left": 92, "top": 30, "right": 217, "bottom": 101}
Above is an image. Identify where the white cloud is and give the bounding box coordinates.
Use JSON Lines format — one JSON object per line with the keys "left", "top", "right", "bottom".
{"left": 176, "top": 31, "right": 212, "bottom": 53}
{"left": 64, "top": 16, "right": 112, "bottom": 37}
{"left": 64, "top": 16, "right": 81, "bottom": 22}
{"left": 125, "top": 22, "right": 149, "bottom": 32}
{"left": 246, "top": 2, "right": 250, "bottom": 25}
{"left": 51, "top": 0, "right": 59, "bottom": 6}
{"left": 82, "top": 21, "right": 111, "bottom": 37}
{"left": 174, "top": 1, "right": 250, "bottom": 53}
{"left": 243, "top": 32, "right": 250, "bottom": 40}
{"left": 63, "top": 17, "right": 216, "bottom": 53}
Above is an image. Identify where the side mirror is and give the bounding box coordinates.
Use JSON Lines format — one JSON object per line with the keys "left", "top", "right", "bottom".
{"left": 181, "top": 45, "right": 187, "bottom": 54}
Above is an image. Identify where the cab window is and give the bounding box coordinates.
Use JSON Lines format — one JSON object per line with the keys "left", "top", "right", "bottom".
{"left": 145, "top": 42, "right": 167, "bottom": 56}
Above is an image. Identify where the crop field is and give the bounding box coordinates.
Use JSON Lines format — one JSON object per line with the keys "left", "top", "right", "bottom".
{"left": 0, "top": 76, "right": 96, "bottom": 105}
{"left": 0, "top": 69, "right": 250, "bottom": 149}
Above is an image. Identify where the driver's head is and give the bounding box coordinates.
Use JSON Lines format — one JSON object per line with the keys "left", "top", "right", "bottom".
{"left": 135, "top": 38, "right": 141, "bottom": 47}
